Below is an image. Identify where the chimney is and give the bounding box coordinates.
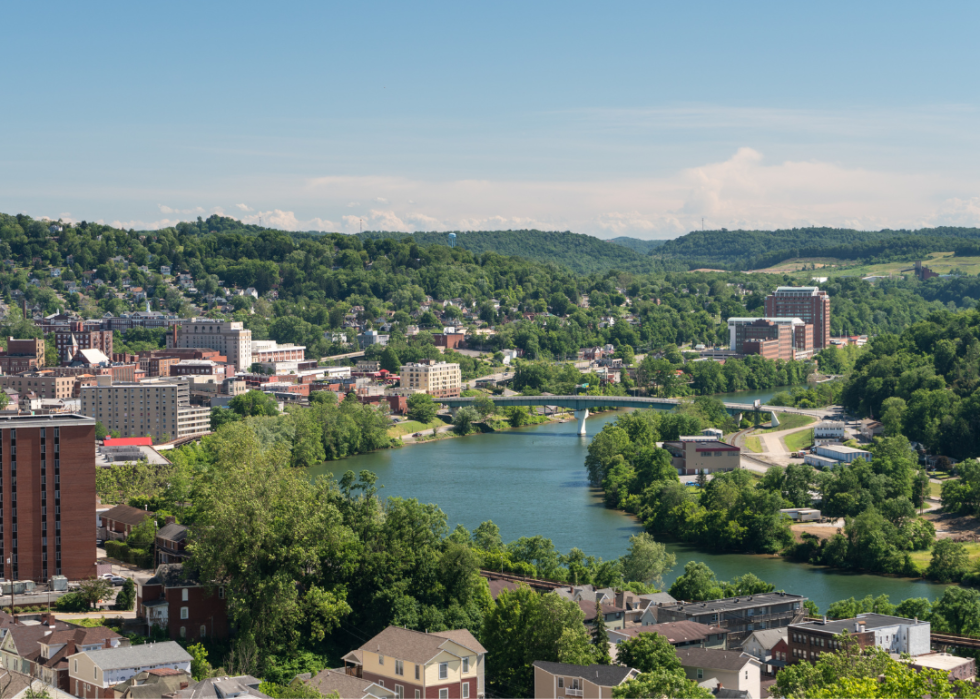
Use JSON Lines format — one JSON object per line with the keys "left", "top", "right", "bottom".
{"left": 165, "top": 515, "right": 176, "bottom": 526}
{"left": 822, "top": 615, "right": 827, "bottom": 624}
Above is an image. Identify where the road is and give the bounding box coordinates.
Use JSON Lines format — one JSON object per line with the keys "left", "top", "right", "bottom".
{"left": 463, "top": 371, "right": 513, "bottom": 389}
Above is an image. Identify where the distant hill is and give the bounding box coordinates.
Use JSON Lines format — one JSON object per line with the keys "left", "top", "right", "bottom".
{"left": 606, "top": 237, "right": 668, "bottom": 254}
{"left": 656, "top": 227, "right": 980, "bottom": 271}
{"left": 356, "top": 229, "right": 674, "bottom": 274}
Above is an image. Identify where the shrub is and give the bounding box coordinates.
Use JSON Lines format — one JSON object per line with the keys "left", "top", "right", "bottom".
{"left": 105, "top": 540, "right": 129, "bottom": 561}
{"left": 54, "top": 592, "right": 89, "bottom": 612}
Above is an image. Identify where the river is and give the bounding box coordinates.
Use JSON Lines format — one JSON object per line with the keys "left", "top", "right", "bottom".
{"left": 309, "top": 395, "right": 949, "bottom": 612}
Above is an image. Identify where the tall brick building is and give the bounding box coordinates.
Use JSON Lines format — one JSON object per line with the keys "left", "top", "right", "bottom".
{"left": 0, "top": 414, "right": 97, "bottom": 582}
{"left": 54, "top": 322, "right": 113, "bottom": 364}
{"left": 764, "top": 287, "right": 831, "bottom": 350}
{"left": 0, "top": 338, "right": 46, "bottom": 374}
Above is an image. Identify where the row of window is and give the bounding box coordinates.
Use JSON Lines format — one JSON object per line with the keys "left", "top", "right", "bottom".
{"left": 378, "top": 682, "right": 466, "bottom": 699}
{"left": 380, "top": 655, "right": 471, "bottom": 679}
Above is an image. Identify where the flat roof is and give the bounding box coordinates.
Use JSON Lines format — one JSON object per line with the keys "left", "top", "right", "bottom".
{"left": 0, "top": 413, "right": 95, "bottom": 429}
{"left": 727, "top": 317, "right": 804, "bottom": 324}
{"left": 662, "top": 592, "right": 806, "bottom": 611}
{"left": 910, "top": 653, "right": 973, "bottom": 671}
{"left": 817, "top": 444, "right": 871, "bottom": 455}
{"left": 792, "top": 613, "right": 928, "bottom": 634}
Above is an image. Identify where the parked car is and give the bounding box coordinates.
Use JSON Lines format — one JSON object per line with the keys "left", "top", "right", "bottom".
{"left": 109, "top": 576, "right": 126, "bottom": 586}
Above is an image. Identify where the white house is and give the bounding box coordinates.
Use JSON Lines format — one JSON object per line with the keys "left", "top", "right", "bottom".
{"left": 68, "top": 641, "right": 192, "bottom": 698}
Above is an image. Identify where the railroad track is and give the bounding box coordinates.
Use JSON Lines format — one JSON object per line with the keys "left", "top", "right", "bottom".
{"left": 479, "top": 569, "right": 567, "bottom": 590}
{"left": 930, "top": 632, "right": 980, "bottom": 649}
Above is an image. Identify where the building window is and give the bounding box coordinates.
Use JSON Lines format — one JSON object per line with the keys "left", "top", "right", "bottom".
{"left": 180, "top": 626, "right": 186, "bottom": 638}
{"left": 558, "top": 678, "right": 564, "bottom": 688}
{"left": 463, "top": 657, "right": 469, "bottom": 673}
{"left": 415, "top": 665, "right": 420, "bottom": 680}
{"left": 439, "top": 691, "right": 448, "bottom": 699}
{"left": 439, "top": 662, "right": 448, "bottom": 680}
{"left": 396, "top": 685, "right": 404, "bottom": 699}
{"left": 379, "top": 654, "right": 384, "bottom": 666}
{"left": 697, "top": 669, "right": 703, "bottom": 679}
{"left": 415, "top": 691, "right": 420, "bottom": 699}
{"left": 180, "top": 607, "right": 189, "bottom": 619}
{"left": 462, "top": 682, "right": 469, "bottom": 699}
{"left": 395, "top": 660, "right": 403, "bottom": 676}
{"left": 201, "top": 625, "right": 207, "bottom": 638}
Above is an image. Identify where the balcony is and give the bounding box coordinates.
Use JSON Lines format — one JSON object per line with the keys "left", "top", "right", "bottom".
{"left": 564, "top": 690, "right": 584, "bottom": 697}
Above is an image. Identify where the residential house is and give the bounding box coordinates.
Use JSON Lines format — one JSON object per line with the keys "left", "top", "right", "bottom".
{"left": 662, "top": 440, "right": 740, "bottom": 476}
{"left": 301, "top": 669, "right": 394, "bottom": 699}
{"left": 173, "top": 675, "right": 268, "bottom": 698}
{"left": 1, "top": 623, "right": 126, "bottom": 693}
{"left": 653, "top": 593, "right": 808, "bottom": 643}
{"left": 111, "top": 667, "right": 194, "bottom": 698}
{"left": 676, "top": 648, "right": 762, "bottom": 699}
{"left": 738, "top": 628, "right": 788, "bottom": 676}
{"left": 787, "top": 614, "right": 930, "bottom": 665}
{"left": 532, "top": 661, "right": 639, "bottom": 699}
{"left": 100, "top": 505, "right": 154, "bottom": 541}
{"left": 637, "top": 592, "right": 679, "bottom": 626}
{"left": 609, "top": 622, "right": 728, "bottom": 650}
{"left": 578, "top": 601, "right": 626, "bottom": 631}
{"left": 860, "top": 420, "right": 885, "bottom": 441}
{"left": 136, "top": 564, "right": 229, "bottom": 642}
{"left": 155, "top": 520, "right": 189, "bottom": 566}
{"left": 342, "top": 626, "right": 486, "bottom": 699}
{"left": 68, "top": 642, "right": 192, "bottom": 699}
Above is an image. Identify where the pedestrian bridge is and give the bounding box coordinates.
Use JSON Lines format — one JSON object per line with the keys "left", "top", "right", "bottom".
{"left": 435, "top": 395, "right": 810, "bottom": 435}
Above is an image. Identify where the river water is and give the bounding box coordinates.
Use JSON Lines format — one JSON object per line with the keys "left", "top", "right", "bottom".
{"left": 309, "top": 394, "right": 948, "bottom": 612}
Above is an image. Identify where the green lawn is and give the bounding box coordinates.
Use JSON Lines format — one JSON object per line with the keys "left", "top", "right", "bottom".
{"left": 909, "top": 542, "right": 980, "bottom": 574}
{"left": 929, "top": 481, "right": 943, "bottom": 498}
{"left": 388, "top": 417, "right": 447, "bottom": 437}
{"left": 784, "top": 428, "right": 815, "bottom": 452}
{"left": 756, "top": 414, "right": 816, "bottom": 433}
{"left": 745, "top": 436, "right": 763, "bottom": 453}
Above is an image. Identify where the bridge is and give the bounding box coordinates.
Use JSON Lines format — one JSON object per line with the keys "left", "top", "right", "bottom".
{"left": 436, "top": 395, "right": 816, "bottom": 435}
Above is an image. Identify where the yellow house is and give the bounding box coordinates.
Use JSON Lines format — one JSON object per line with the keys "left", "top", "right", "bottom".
{"left": 342, "top": 626, "right": 486, "bottom": 699}
{"left": 532, "top": 661, "right": 639, "bottom": 699}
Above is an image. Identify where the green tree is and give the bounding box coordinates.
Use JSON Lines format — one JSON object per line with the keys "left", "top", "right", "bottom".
{"left": 452, "top": 406, "right": 479, "bottom": 435}
{"left": 926, "top": 539, "right": 969, "bottom": 583}
{"left": 473, "top": 521, "right": 503, "bottom": 551}
{"left": 592, "top": 600, "right": 611, "bottom": 665}
{"left": 114, "top": 578, "right": 136, "bottom": 611}
{"left": 616, "top": 632, "right": 682, "bottom": 673}
{"left": 210, "top": 406, "right": 242, "bottom": 431}
{"left": 505, "top": 406, "right": 531, "bottom": 428}
{"left": 930, "top": 587, "right": 980, "bottom": 636}
{"left": 668, "top": 561, "right": 723, "bottom": 602}
{"left": 127, "top": 516, "right": 156, "bottom": 550}
{"left": 614, "top": 670, "right": 712, "bottom": 699}
{"left": 406, "top": 393, "right": 438, "bottom": 424}
{"left": 379, "top": 345, "right": 401, "bottom": 373}
{"left": 187, "top": 642, "right": 213, "bottom": 680}
{"left": 619, "top": 533, "right": 676, "bottom": 587}
{"left": 472, "top": 394, "right": 495, "bottom": 419}
{"left": 229, "top": 390, "right": 280, "bottom": 417}
{"left": 94, "top": 421, "right": 108, "bottom": 440}
{"left": 77, "top": 578, "right": 114, "bottom": 609}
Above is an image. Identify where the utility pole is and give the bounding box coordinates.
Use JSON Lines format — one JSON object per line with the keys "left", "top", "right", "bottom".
{"left": 702, "top": 217, "right": 705, "bottom": 231}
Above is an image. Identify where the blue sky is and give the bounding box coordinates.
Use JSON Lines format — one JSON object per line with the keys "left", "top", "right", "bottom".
{"left": 3, "top": 2, "right": 980, "bottom": 238}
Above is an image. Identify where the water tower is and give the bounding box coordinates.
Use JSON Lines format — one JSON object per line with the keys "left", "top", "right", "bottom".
{"left": 448, "top": 232, "right": 456, "bottom": 248}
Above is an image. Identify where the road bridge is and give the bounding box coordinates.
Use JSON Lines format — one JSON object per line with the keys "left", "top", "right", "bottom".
{"left": 436, "top": 395, "right": 818, "bottom": 436}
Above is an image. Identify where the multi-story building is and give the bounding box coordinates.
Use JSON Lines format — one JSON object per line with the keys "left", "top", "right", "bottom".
{"left": 251, "top": 340, "right": 306, "bottom": 363}
{"left": 533, "top": 662, "right": 639, "bottom": 699}
{"left": 342, "top": 626, "right": 486, "bottom": 699}
{"left": 764, "top": 287, "right": 831, "bottom": 350}
{"left": 788, "top": 614, "right": 931, "bottom": 665}
{"left": 136, "top": 564, "right": 228, "bottom": 642}
{"left": 80, "top": 378, "right": 211, "bottom": 442}
{"left": 168, "top": 320, "right": 252, "bottom": 371}
{"left": 813, "top": 421, "right": 846, "bottom": 444}
{"left": 357, "top": 330, "right": 389, "bottom": 349}
{"left": 662, "top": 440, "right": 740, "bottom": 476}
{"left": 1, "top": 622, "right": 125, "bottom": 693}
{"left": 400, "top": 361, "right": 461, "bottom": 398}
{"left": 0, "top": 338, "right": 46, "bottom": 374}
{"left": 0, "top": 414, "right": 97, "bottom": 582}
{"left": 68, "top": 641, "right": 192, "bottom": 699}
{"left": 653, "top": 592, "right": 808, "bottom": 643}
{"left": 54, "top": 322, "right": 113, "bottom": 364}
{"left": 727, "top": 317, "right": 813, "bottom": 360}
{"left": 0, "top": 372, "right": 75, "bottom": 400}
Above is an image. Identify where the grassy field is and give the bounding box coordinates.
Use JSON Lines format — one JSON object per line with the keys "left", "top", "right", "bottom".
{"left": 388, "top": 417, "right": 448, "bottom": 437}
{"left": 784, "top": 428, "right": 815, "bottom": 452}
{"left": 756, "top": 414, "right": 816, "bottom": 433}
{"left": 759, "top": 251, "right": 980, "bottom": 281}
{"left": 909, "top": 542, "right": 980, "bottom": 574}
{"left": 745, "top": 435, "right": 763, "bottom": 453}
{"left": 929, "top": 481, "right": 943, "bottom": 498}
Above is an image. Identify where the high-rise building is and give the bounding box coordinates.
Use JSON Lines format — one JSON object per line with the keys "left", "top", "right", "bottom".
{"left": 764, "top": 287, "right": 831, "bottom": 350}
{"left": 727, "top": 317, "right": 814, "bottom": 360}
{"left": 400, "top": 361, "right": 461, "bottom": 397}
{"left": 54, "top": 322, "right": 113, "bottom": 364}
{"left": 0, "top": 413, "right": 97, "bottom": 582}
{"left": 80, "top": 378, "right": 211, "bottom": 442}
{"left": 168, "top": 320, "right": 252, "bottom": 371}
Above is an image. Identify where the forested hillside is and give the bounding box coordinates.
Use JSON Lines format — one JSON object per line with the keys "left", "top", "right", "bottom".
{"left": 657, "top": 227, "right": 980, "bottom": 271}
{"left": 356, "top": 229, "right": 670, "bottom": 274}
{"left": 607, "top": 236, "right": 668, "bottom": 254}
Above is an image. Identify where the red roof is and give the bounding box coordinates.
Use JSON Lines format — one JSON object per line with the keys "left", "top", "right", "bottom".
{"left": 103, "top": 437, "right": 153, "bottom": 447}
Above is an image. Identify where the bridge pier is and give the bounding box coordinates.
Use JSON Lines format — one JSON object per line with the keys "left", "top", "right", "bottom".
{"left": 575, "top": 409, "right": 589, "bottom": 436}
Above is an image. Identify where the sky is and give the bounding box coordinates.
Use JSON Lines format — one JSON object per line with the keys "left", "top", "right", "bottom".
{"left": 3, "top": 2, "right": 980, "bottom": 239}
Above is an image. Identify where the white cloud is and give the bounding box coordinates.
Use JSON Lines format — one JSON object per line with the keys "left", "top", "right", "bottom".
{"left": 236, "top": 203, "right": 252, "bottom": 212}
{"left": 158, "top": 204, "right": 205, "bottom": 215}
{"left": 239, "top": 209, "right": 339, "bottom": 232}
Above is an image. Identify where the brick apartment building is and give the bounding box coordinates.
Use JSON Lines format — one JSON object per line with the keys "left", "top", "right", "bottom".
{"left": 764, "top": 286, "right": 831, "bottom": 350}
{"left": 727, "top": 317, "right": 814, "bottom": 360}
{"left": 0, "top": 414, "right": 98, "bottom": 582}
{"left": 54, "top": 322, "right": 113, "bottom": 364}
{"left": 136, "top": 564, "right": 229, "bottom": 642}
{"left": 401, "top": 361, "right": 462, "bottom": 398}
{"left": 788, "top": 614, "right": 930, "bottom": 665}
{"left": 432, "top": 333, "right": 465, "bottom": 349}
{"left": 0, "top": 338, "right": 46, "bottom": 374}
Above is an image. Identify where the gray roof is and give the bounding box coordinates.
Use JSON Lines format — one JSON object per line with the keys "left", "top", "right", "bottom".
{"left": 676, "top": 648, "right": 761, "bottom": 672}
{"left": 156, "top": 523, "right": 188, "bottom": 542}
{"left": 174, "top": 676, "right": 268, "bottom": 698}
{"left": 662, "top": 592, "right": 806, "bottom": 613}
{"left": 739, "top": 628, "right": 787, "bottom": 650}
{"left": 79, "top": 641, "right": 192, "bottom": 670}
{"left": 533, "top": 661, "right": 637, "bottom": 687}
{"left": 639, "top": 592, "right": 677, "bottom": 606}
{"left": 146, "top": 563, "right": 201, "bottom": 588}
{"left": 792, "top": 613, "right": 929, "bottom": 635}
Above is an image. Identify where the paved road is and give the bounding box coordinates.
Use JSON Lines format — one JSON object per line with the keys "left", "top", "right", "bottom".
{"left": 463, "top": 371, "right": 514, "bottom": 389}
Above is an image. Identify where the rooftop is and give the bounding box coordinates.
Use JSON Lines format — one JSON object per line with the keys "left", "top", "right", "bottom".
{"left": 816, "top": 444, "right": 872, "bottom": 455}
{"left": 532, "top": 661, "right": 637, "bottom": 687}
{"left": 676, "top": 648, "right": 760, "bottom": 672}
{"left": 909, "top": 653, "right": 974, "bottom": 671}
{"left": 75, "top": 641, "right": 192, "bottom": 671}
{"left": 661, "top": 591, "right": 807, "bottom": 612}
{"left": 614, "top": 621, "right": 725, "bottom": 644}
{"left": 792, "top": 613, "right": 929, "bottom": 634}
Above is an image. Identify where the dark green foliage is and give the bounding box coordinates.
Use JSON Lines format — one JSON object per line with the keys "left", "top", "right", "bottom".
{"left": 115, "top": 579, "right": 136, "bottom": 611}
{"left": 54, "top": 592, "right": 89, "bottom": 612}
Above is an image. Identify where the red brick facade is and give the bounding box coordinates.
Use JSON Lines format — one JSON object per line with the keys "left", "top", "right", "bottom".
{"left": 138, "top": 574, "right": 229, "bottom": 642}
{"left": 360, "top": 671, "right": 476, "bottom": 699}
{"left": 0, "top": 415, "right": 97, "bottom": 582}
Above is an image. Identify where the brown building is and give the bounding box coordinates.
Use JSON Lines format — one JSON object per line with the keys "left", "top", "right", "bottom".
{"left": 136, "top": 564, "right": 229, "bottom": 642}
{"left": 0, "top": 338, "right": 46, "bottom": 374}
{"left": 155, "top": 519, "right": 189, "bottom": 566}
{"left": 0, "top": 372, "right": 75, "bottom": 400}
{"left": 788, "top": 614, "right": 931, "bottom": 665}
{"left": 914, "top": 260, "right": 939, "bottom": 281}
{"left": 432, "top": 333, "right": 465, "bottom": 349}
{"left": 662, "top": 440, "right": 740, "bottom": 476}
{"left": 0, "top": 414, "right": 98, "bottom": 582}
{"left": 764, "top": 287, "right": 831, "bottom": 351}
{"left": 100, "top": 504, "right": 154, "bottom": 540}
{"left": 54, "top": 322, "right": 113, "bottom": 364}
{"left": 533, "top": 662, "right": 639, "bottom": 699}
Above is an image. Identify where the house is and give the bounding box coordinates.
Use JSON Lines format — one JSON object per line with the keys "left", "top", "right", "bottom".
{"left": 532, "top": 661, "right": 639, "bottom": 699}
{"left": 676, "top": 648, "right": 762, "bottom": 699}
{"left": 738, "top": 628, "right": 788, "bottom": 675}
{"left": 111, "top": 667, "right": 194, "bottom": 698}
{"left": 609, "top": 622, "right": 728, "bottom": 650}
{"left": 653, "top": 593, "right": 808, "bottom": 643}
{"left": 173, "top": 675, "right": 268, "bottom": 698}
{"left": 100, "top": 504, "right": 154, "bottom": 541}
{"left": 136, "top": 564, "right": 229, "bottom": 642}
{"left": 787, "top": 614, "right": 930, "bottom": 664}
{"left": 155, "top": 519, "right": 189, "bottom": 566}
{"left": 662, "top": 440, "right": 740, "bottom": 476}
{"left": 860, "top": 420, "right": 885, "bottom": 441}
{"left": 637, "top": 592, "right": 679, "bottom": 626}
{"left": 813, "top": 421, "right": 845, "bottom": 443}
{"left": 301, "top": 668, "right": 395, "bottom": 699}
{"left": 342, "top": 626, "right": 486, "bottom": 699}
{"left": 578, "top": 601, "right": 626, "bottom": 631}
{"left": 68, "top": 641, "right": 192, "bottom": 699}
